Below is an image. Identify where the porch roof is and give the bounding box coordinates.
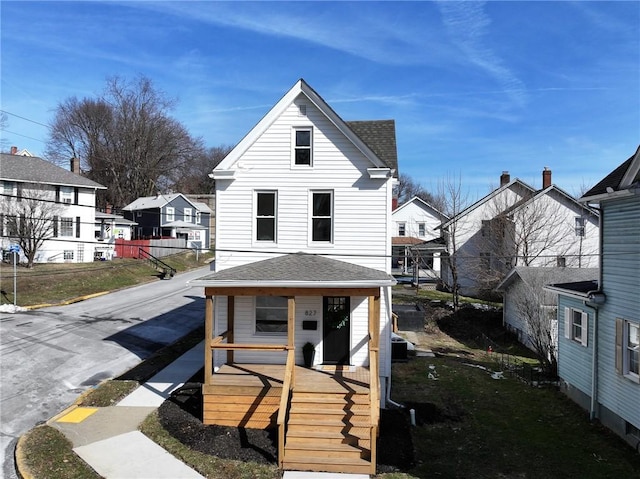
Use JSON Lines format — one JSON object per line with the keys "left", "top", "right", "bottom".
{"left": 189, "top": 252, "right": 396, "bottom": 288}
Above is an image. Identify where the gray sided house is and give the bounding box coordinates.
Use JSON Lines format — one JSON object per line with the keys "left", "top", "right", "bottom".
{"left": 546, "top": 145, "right": 640, "bottom": 450}
{"left": 496, "top": 267, "right": 598, "bottom": 356}
{"left": 122, "top": 193, "right": 211, "bottom": 250}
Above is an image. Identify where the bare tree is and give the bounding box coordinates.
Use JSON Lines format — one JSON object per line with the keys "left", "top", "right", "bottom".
{"left": 471, "top": 190, "right": 597, "bottom": 296}
{"left": 509, "top": 269, "right": 558, "bottom": 375}
{"left": 46, "top": 75, "right": 202, "bottom": 209}
{"left": 1, "top": 186, "right": 62, "bottom": 268}
{"left": 0, "top": 112, "right": 8, "bottom": 151}
{"left": 170, "top": 145, "right": 232, "bottom": 194}
{"left": 395, "top": 173, "right": 439, "bottom": 207}
{"left": 438, "top": 172, "right": 471, "bottom": 310}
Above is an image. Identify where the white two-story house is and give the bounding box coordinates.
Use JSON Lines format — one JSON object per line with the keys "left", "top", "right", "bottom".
{"left": 441, "top": 169, "right": 599, "bottom": 298}
{"left": 190, "top": 79, "right": 397, "bottom": 474}
{"left": 1, "top": 152, "right": 105, "bottom": 264}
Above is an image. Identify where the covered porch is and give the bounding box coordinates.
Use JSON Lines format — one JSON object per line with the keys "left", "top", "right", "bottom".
{"left": 190, "top": 253, "right": 396, "bottom": 475}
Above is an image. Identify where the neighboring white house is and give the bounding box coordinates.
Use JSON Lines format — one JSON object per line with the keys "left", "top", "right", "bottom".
{"left": 189, "top": 79, "right": 397, "bottom": 474}
{"left": 0, "top": 152, "right": 105, "bottom": 263}
{"left": 546, "top": 145, "right": 640, "bottom": 450}
{"left": 94, "top": 210, "right": 137, "bottom": 260}
{"left": 441, "top": 169, "right": 600, "bottom": 297}
{"left": 391, "top": 196, "right": 448, "bottom": 277}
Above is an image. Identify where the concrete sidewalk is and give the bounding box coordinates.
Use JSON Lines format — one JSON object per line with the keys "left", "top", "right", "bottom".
{"left": 49, "top": 342, "right": 205, "bottom": 479}
{"left": 44, "top": 340, "right": 369, "bottom": 479}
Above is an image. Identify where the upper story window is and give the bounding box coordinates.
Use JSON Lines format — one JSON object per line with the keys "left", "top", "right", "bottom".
{"left": 617, "top": 319, "right": 639, "bottom": 382}
{"left": 256, "top": 191, "right": 277, "bottom": 242}
{"left": 418, "top": 223, "right": 426, "bottom": 236}
{"left": 575, "top": 217, "right": 586, "bottom": 237}
{"left": 184, "top": 208, "right": 192, "bottom": 223}
{"left": 398, "top": 223, "right": 406, "bottom": 236}
{"left": 60, "top": 186, "right": 74, "bottom": 204}
{"left": 311, "top": 191, "right": 332, "bottom": 242}
{"left": 3, "top": 181, "right": 16, "bottom": 196}
{"left": 481, "top": 219, "right": 490, "bottom": 237}
{"left": 294, "top": 128, "right": 312, "bottom": 166}
{"left": 564, "top": 307, "right": 588, "bottom": 346}
{"left": 195, "top": 211, "right": 201, "bottom": 224}
{"left": 255, "top": 296, "right": 288, "bottom": 334}
{"left": 166, "top": 207, "right": 175, "bottom": 222}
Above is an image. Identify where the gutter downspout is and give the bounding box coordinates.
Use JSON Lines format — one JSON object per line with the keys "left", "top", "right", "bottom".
{"left": 587, "top": 203, "right": 605, "bottom": 421}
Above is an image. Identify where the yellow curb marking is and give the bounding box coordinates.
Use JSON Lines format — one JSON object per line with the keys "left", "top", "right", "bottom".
{"left": 56, "top": 407, "right": 99, "bottom": 423}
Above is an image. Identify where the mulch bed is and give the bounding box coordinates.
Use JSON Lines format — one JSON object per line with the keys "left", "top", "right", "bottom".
{"left": 157, "top": 368, "right": 415, "bottom": 473}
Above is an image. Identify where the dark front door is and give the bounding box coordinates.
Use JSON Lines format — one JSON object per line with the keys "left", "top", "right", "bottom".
{"left": 323, "top": 296, "right": 350, "bottom": 365}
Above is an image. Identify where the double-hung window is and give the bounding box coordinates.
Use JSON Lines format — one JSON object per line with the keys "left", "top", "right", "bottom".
{"left": 60, "top": 186, "right": 73, "bottom": 204}
{"left": 60, "top": 217, "right": 74, "bottom": 237}
{"left": 255, "top": 296, "right": 288, "bottom": 334}
{"left": 398, "top": 223, "right": 406, "bottom": 236}
{"left": 418, "top": 223, "right": 426, "bottom": 236}
{"left": 184, "top": 208, "right": 192, "bottom": 223}
{"left": 294, "top": 128, "right": 312, "bottom": 166}
{"left": 166, "top": 207, "right": 175, "bottom": 222}
{"left": 564, "top": 307, "right": 588, "bottom": 346}
{"left": 256, "top": 191, "right": 276, "bottom": 242}
{"left": 616, "top": 319, "right": 639, "bottom": 382}
{"left": 311, "top": 191, "right": 332, "bottom": 242}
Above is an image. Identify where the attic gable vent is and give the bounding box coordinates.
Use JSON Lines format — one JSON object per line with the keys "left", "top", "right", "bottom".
{"left": 298, "top": 104, "right": 307, "bottom": 117}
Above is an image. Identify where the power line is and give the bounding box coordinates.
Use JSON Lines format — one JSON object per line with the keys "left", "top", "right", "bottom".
{"left": 0, "top": 110, "right": 50, "bottom": 128}
{"left": 0, "top": 129, "right": 47, "bottom": 144}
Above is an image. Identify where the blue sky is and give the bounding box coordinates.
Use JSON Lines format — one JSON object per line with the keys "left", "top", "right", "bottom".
{"left": 1, "top": 1, "right": 638, "bottom": 201}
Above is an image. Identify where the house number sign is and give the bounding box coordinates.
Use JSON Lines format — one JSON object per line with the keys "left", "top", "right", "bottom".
{"left": 304, "top": 310, "right": 317, "bottom": 317}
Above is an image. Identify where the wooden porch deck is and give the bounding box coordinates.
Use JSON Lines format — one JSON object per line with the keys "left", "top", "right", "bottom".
{"left": 208, "top": 363, "right": 370, "bottom": 393}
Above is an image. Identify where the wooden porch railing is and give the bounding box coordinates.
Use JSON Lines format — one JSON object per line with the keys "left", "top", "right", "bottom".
{"left": 277, "top": 349, "right": 296, "bottom": 468}
{"left": 369, "top": 343, "right": 380, "bottom": 475}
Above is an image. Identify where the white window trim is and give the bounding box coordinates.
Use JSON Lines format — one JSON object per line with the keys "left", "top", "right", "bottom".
{"left": 309, "top": 190, "right": 333, "bottom": 245}
{"left": 60, "top": 186, "right": 73, "bottom": 204}
{"left": 254, "top": 296, "right": 288, "bottom": 336}
{"left": 418, "top": 223, "right": 426, "bottom": 237}
{"left": 184, "top": 207, "right": 192, "bottom": 223}
{"left": 60, "top": 217, "right": 74, "bottom": 237}
{"left": 292, "top": 126, "right": 313, "bottom": 167}
{"left": 398, "top": 222, "right": 406, "bottom": 237}
{"left": 254, "top": 190, "right": 277, "bottom": 244}
{"left": 564, "top": 307, "right": 588, "bottom": 347}
{"left": 195, "top": 211, "right": 201, "bottom": 224}
{"left": 166, "top": 207, "right": 175, "bottom": 222}
{"left": 617, "top": 318, "right": 639, "bottom": 383}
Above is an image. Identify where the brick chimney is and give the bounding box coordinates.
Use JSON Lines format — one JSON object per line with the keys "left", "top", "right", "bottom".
{"left": 70, "top": 157, "right": 80, "bottom": 174}
{"left": 500, "top": 171, "right": 510, "bottom": 186}
{"left": 392, "top": 197, "right": 398, "bottom": 211}
{"left": 10, "top": 146, "right": 17, "bottom": 155}
{"left": 542, "top": 167, "right": 552, "bottom": 189}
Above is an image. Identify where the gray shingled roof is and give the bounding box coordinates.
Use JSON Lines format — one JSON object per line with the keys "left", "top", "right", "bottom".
{"left": 582, "top": 147, "right": 639, "bottom": 198}
{"left": 346, "top": 120, "right": 398, "bottom": 176}
{"left": 190, "top": 253, "right": 396, "bottom": 287}
{"left": 0, "top": 153, "right": 105, "bottom": 189}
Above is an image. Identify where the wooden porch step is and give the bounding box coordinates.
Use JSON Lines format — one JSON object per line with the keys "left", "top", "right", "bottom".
{"left": 286, "top": 428, "right": 370, "bottom": 446}
{"left": 284, "top": 441, "right": 369, "bottom": 460}
{"left": 289, "top": 403, "right": 370, "bottom": 416}
{"left": 282, "top": 452, "right": 371, "bottom": 475}
{"left": 291, "top": 392, "right": 369, "bottom": 404}
{"left": 288, "top": 415, "right": 371, "bottom": 428}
